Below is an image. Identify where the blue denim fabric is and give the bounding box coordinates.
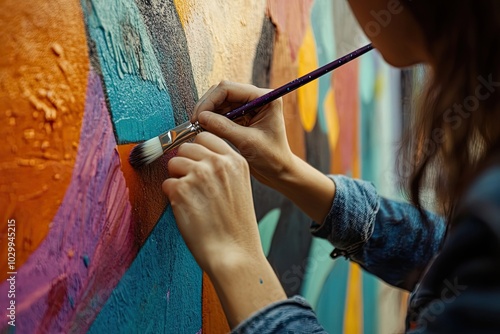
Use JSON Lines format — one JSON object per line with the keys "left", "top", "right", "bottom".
{"left": 232, "top": 175, "right": 446, "bottom": 333}
{"left": 232, "top": 296, "right": 327, "bottom": 334}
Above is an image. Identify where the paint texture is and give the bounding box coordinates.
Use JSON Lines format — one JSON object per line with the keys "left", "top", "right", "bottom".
{"left": 176, "top": 0, "right": 267, "bottom": 96}
{"left": 0, "top": 0, "right": 89, "bottom": 280}
{"left": 88, "top": 207, "right": 202, "bottom": 333}
{"left": 82, "top": 0, "right": 176, "bottom": 143}
{"left": 0, "top": 71, "right": 134, "bottom": 332}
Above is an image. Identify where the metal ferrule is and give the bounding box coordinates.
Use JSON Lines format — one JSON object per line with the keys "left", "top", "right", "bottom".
{"left": 159, "top": 121, "right": 204, "bottom": 153}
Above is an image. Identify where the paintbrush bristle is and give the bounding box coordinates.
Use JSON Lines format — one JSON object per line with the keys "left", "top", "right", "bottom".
{"left": 128, "top": 136, "right": 163, "bottom": 168}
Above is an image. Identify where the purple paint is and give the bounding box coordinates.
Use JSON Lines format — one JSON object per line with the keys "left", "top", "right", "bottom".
{"left": 0, "top": 71, "right": 136, "bottom": 333}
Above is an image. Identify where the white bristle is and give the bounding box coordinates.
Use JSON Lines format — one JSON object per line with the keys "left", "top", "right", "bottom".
{"left": 129, "top": 136, "right": 163, "bottom": 167}
{"left": 140, "top": 137, "right": 163, "bottom": 164}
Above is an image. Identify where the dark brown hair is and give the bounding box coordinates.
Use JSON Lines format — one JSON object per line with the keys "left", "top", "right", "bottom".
{"left": 399, "top": 1, "right": 500, "bottom": 220}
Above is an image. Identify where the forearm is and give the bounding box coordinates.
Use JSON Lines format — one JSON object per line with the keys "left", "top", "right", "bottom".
{"left": 268, "top": 154, "right": 336, "bottom": 224}
{"left": 207, "top": 252, "right": 287, "bottom": 329}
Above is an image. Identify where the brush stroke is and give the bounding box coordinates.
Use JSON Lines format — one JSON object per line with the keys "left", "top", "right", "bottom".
{"left": 81, "top": 0, "right": 176, "bottom": 143}
{"left": 88, "top": 206, "right": 202, "bottom": 334}
{"left": 0, "top": 71, "right": 134, "bottom": 333}
{"left": 297, "top": 24, "right": 319, "bottom": 132}
{"left": 310, "top": 0, "right": 337, "bottom": 133}
{"left": 258, "top": 209, "right": 281, "bottom": 256}
{"left": 0, "top": 0, "right": 89, "bottom": 279}
{"left": 252, "top": 15, "right": 276, "bottom": 88}
{"left": 135, "top": 0, "right": 199, "bottom": 126}
{"left": 267, "top": 0, "right": 315, "bottom": 61}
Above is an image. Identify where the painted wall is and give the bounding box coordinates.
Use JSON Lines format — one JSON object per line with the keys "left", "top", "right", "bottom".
{"left": 0, "top": 1, "right": 406, "bottom": 333}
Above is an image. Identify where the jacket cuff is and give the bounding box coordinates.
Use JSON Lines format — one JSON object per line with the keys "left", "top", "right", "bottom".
{"left": 232, "top": 296, "right": 324, "bottom": 334}
{"left": 310, "top": 175, "right": 379, "bottom": 254}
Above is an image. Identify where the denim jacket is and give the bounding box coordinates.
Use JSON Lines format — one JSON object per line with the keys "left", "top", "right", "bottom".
{"left": 233, "top": 164, "right": 500, "bottom": 333}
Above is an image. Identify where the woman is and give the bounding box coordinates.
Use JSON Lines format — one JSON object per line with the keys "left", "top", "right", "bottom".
{"left": 162, "top": 0, "right": 500, "bottom": 332}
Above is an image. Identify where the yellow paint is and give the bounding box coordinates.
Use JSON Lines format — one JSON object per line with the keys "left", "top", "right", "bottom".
{"left": 324, "top": 88, "right": 340, "bottom": 150}
{"left": 344, "top": 263, "right": 363, "bottom": 334}
{"left": 173, "top": 0, "right": 192, "bottom": 27}
{"left": 297, "top": 25, "right": 318, "bottom": 132}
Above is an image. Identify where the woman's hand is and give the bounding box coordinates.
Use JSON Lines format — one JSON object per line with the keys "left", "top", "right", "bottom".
{"left": 192, "top": 81, "right": 294, "bottom": 188}
{"left": 162, "top": 132, "right": 286, "bottom": 328}
{"left": 162, "top": 132, "right": 262, "bottom": 272}
{"left": 192, "top": 81, "right": 336, "bottom": 224}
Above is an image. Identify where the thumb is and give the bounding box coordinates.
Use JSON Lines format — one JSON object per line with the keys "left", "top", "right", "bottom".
{"left": 198, "top": 111, "right": 246, "bottom": 145}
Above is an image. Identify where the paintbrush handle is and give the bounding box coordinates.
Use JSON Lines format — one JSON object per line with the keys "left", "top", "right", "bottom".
{"left": 223, "top": 44, "right": 374, "bottom": 120}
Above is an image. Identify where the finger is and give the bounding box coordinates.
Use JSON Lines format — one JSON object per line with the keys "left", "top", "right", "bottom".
{"left": 198, "top": 111, "right": 254, "bottom": 146}
{"left": 194, "top": 131, "right": 235, "bottom": 155}
{"left": 167, "top": 156, "right": 197, "bottom": 178}
{"left": 194, "top": 81, "right": 268, "bottom": 119}
{"left": 162, "top": 178, "right": 179, "bottom": 200}
{"left": 176, "top": 142, "right": 215, "bottom": 161}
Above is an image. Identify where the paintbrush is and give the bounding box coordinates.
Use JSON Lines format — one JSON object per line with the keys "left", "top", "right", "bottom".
{"left": 129, "top": 43, "right": 374, "bottom": 168}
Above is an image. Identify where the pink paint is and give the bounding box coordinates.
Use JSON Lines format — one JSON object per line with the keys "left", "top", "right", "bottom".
{"left": 267, "top": 0, "right": 315, "bottom": 61}
{"left": 0, "top": 71, "right": 136, "bottom": 333}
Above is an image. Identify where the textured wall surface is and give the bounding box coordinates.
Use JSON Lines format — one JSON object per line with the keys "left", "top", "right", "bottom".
{"left": 1, "top": 1, "right": 406, "bottom": 333}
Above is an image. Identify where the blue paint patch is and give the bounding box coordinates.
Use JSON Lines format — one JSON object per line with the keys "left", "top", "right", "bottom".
{"left": 259, "top": 278, "right": 263, "bottom": 284}
{"left": 315, "top": 258, "right": 349, "bottom": 333}
{"left": 82, "top": 0, "right": 176, "bottom": 143}
{"left": 88, "top": 207, "right": 202, "bottom": 333}
{"left": 311, "top": 0, "right": 336, "bottom": 134}
{"left": 82, "top": 255, "right": 90, "bottom": 268}
{"left": 69, "top": 295, "right": 75, "bottom": 309}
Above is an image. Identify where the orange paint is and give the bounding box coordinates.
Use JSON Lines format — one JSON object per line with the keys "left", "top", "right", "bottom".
{"left": 202, "top": 272, "right": 230, "bottom": 333}
{"left": 116, "top": 144, "right": 171, "bottom": 245}
{"left": 0, "top": 0, "right": 89, "bottom": 280}
{"left": 270, "top": 32, "right": 306, "bottom": 160}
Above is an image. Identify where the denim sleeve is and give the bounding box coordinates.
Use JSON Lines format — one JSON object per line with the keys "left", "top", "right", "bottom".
{"left": 311, "top": 175, "right": 446, "bottom": 291}
{"left": 231, "top": 296, "right": 327, "bottom": 334}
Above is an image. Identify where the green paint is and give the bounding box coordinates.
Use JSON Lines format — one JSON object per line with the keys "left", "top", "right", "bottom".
{"left": 258, "top": 208, "right": 281, "bottom": 256}
{"left": 300, "top": 238, "right": 335, "bottom": 308}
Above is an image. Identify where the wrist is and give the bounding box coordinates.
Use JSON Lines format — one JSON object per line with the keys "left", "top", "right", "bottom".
{"left": 206, "top": 250, "right": 286, "bottom": 328}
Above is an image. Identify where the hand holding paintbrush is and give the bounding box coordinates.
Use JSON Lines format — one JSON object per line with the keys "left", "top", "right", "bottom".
{"left": 129, "top": 44, "right": 374, "bottom": 168}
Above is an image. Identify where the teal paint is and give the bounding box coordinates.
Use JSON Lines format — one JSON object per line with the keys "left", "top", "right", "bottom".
{"left": 360, "top": 53, "right": 376, "bottom": 103}
{"left": 360, "top": 53, "right": 379, "bottom": 184}
{"left": 315, "top": 259, "right": 349, "bottom": 333}
{"left": 135, "top": 0, "right": 199, "bottom": 126}
{"left": 361, "top": 98, "right": 378, "bottom": 183}
{"left": 257, "top": 208, "right": 281, "bottom": 257}
{"left": 82, "top": 255, "right": 90, "bottom": 268}
{"left": 88, "top": 207, "right": 202, "bottom": 333}
{"left": 300, "top": 238, "right": 334, "bottom": 308}
{"left": 82, "top": 0, "right": 176, "bottom": 143}
{"left": 362, "top": 271, "right": 379, "bottom": 334}
{"left": 311, "top": 0, "right": 336, "bottom": 134}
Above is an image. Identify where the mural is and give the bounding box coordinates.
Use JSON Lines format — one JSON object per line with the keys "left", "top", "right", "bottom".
{"left": 1, "top": 0, "right": 407, "bottom": 333}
